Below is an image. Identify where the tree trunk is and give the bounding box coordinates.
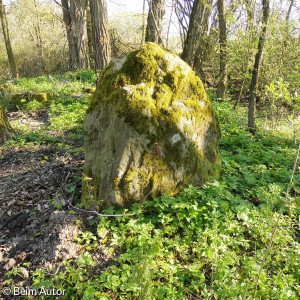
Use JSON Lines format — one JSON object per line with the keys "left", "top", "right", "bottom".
{"left": 217, "top": 0, "right": 227, "bottom": 100}
{"left": 145, "top": 0, "right": 165, "bottom": 46}
{"left": 193, "top": 44, "right": 207, "bottom": 81}
{"left": 248, "top": 0, "right": 270, "bottom": 131}
{"left": 33, "top": 0, "right": 45, "bottom": 73}
{"left": 0, "top": 0, "right": 18, "bottom": 78}
{"left": 61, "top": 0, "right": 78, "bottom": 70}
{"left": 86, "top": 2, "right": 95, "bottom": 69}
{"left": 286, "top": 0, "right": 294, "bottom": 21}
{"left": 89, "top": 0, "right": 111, "bottom": 71}
{"left": 193, "top": 0, "right": 213, "bottom": 80}
{"left": 181, "top": 0, "right": 200, "bottom": 66}
{"left": 70, "top": 0, "right": 89, "bottom": 69}
{"left": 141, "top": 0, "right": 147, "bottom": 44}
{"left": 61, "top": 0, "right": 89, "bottom": 70}
{"left": 233, "top": 0, "right": 255, "bottom": 109}
{"left": 0, "top": 103, "right": 15, "bottom": 144}
{"left": 277, "top": 0, "right": 294, "bottom": 78}
{"left": 181, "top": 0, "right": 213, "bottom": 68}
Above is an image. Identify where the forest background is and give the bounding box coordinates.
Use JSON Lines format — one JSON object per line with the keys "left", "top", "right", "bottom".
{"left": 1, "top": 0, "right": 299, "bottom": 97}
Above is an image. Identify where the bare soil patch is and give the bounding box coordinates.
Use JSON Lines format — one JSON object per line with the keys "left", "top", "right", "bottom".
{"left": 0, "top": 110, "right": 89, "bottom": 290}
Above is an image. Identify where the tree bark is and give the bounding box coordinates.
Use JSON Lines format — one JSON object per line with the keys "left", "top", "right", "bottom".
{"left": 217, "top": 0, "right": 227, "bottom": 100}
{"left": 181, "top": 0, "right": 213, "bottom": 68}
{"left": 70, "top": 0, "right": 89, "bottom": 69}
{"left": 61, "top": 0, "right": 78, "bottom": 70}
{"left": 181, "top": 0, "right": 200, "bottom": 66}
{"left": 248, "top": 0, "right": 270, "bottom": 131}
{"left": 145, "top": 0, "right": 165, "bottom": 46}
{"left": 193, "top": 0, "right": 213, "bottom": 80}
{"left": 0, "top": 0, "right": 18, "bottom": 78}
{"left": 0, "top": 102, "right": 15, "bottom": 144}
{"left": 86, "top": 2, "right": 94, "bottom": 69}
{"left": 61, "top": 0, "right": 89, "bottom": 70}
{"left": 89, "top": 0, "right": 111, "bottom": 71}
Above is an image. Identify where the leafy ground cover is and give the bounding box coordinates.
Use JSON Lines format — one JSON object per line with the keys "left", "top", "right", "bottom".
{"left": 0, "top": 72, "right": 299, "bottom": 299}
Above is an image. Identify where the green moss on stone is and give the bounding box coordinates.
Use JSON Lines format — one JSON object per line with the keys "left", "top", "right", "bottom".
{"left": 82, "top": 173, "right": 104, "bottom": 208}
{"left": 0, "top": 83, "right": 9, "bottom": 91}
{"left": 84, "top": 87, "right": 96, "bottom": 93}
{"left": 32, "top": 93, "right": 48, "bottom": 105}
{"left": 83, "top": 42, "right": 221, "bottom": 208}
{"left": 11, "top": 92, "right": 52, "bottom": 106}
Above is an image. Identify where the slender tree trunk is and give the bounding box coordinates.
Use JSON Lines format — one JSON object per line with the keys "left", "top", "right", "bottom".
{"left": 0, "top": 103, "right": 15, "bottom": 144}
{"left": 141, "top": 0, "right": 146, "bottom": 45}
{"left": 234, "top": 0, "right": 255, "bottom": 109}
{"left": 89, "top": 0, "right": 111, "bottom": 71}
{"left": 286, "top": 0, "right": 294, "bottom": 21}
{"left": 61, "top": 0, "right": 78, "bottom": 70}
{"left": 217, "top": 0, "right": 227, "bottom": 100}
{"left": 248, "top": 0, "right": 270, "bottom": 131}
{"left": 166, "top": 0, "right": 174, "bottom": 48}
{"left": 145, "top": 0, "right": 165, "bottom": 46}
{"left": 86, "top": 2, "right": 94, "bottom": 69}
{"left": 33, "top": 0, "right": 45, "bottom": 73}
{"left": 174, "top": 0, "right": 193, "bottom": 47}
{"left": 278, "top": 0, "right": 294, "bottom": 78}
{"left": 0, "top": 0, "right": 18, "bottom": 78}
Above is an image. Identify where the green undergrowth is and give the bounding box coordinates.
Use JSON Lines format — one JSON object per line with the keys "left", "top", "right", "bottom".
{"left": 0, "top": 70, "right": 94, "bottom": 152}
{"left": 7, "top": 69, "right": 96, "bottom": 94}
{"left": 4, "top": 94, "right": 298, "bottom": 298}
{"left": 31, "top": 180, "right": 299, "bottom": 299}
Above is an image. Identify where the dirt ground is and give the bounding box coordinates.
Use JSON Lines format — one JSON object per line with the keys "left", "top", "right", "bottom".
{"left": 0, "top": 110, "right": 113, "bottom": 295}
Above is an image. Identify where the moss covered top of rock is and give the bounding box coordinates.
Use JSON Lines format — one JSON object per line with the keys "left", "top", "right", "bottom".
{"left": 88, "top": 42, "right": 218, "bottom": 144}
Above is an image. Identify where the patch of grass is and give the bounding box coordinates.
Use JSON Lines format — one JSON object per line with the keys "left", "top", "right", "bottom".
{"left": 1, "top": 70, "right": 93, "bottom": 153}
{"left": 21, "top": 100, "right": 45, "bottom": 111}
{"left": 10, "top": 70, "right": 96, "bottom": 94}
{"left": 48, "top": 97, "right": 89, "bottom": 132}
{"left": 0, "top": 132, "right": 60, "bottom": 151}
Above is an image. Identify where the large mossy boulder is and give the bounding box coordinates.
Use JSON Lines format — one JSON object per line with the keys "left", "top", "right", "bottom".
{"left": 82, "top": 42, "right": 221, "bottom": 208}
